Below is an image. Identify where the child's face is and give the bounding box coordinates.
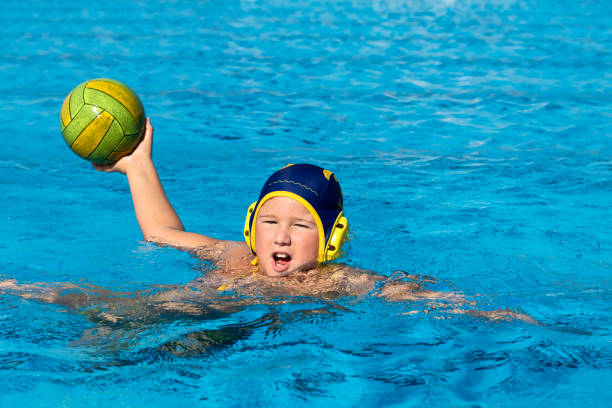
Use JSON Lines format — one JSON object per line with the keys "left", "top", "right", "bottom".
{"left": 254, "top": 196, "right": 319, "bottom": 277}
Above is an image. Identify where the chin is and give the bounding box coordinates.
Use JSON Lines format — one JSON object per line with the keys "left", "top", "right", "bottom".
{"left": 260, "top": 259, "right": 318, "bottom": 278}
{"left": 263, "top": 270, "right": 291, "bottom": 278}
{"left": 260, "top": 264, "right": 293, "bottom": 278}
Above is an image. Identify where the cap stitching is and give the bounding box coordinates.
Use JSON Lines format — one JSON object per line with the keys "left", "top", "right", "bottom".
{"left": 267, "top": 179, "right": 319, "bottom": 196}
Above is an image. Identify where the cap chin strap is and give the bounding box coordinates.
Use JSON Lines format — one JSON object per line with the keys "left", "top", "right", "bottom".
{"left": 243, "top": 197, "right": 349, "bottom": 263}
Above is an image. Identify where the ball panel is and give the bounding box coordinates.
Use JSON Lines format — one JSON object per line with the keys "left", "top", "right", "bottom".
{"left": 115, "top": 131, "right": 142, "bottom": 151}
{"left": 60, "top": 91, "right": 72, "bottom": 131}
{"left": 83, "top": 88, "right": 141, "bottom": 135}
{"left": 106, "top": 141, "right": 139, "bottom": 162}
{"left": 61, "top": 104, "right": 100, "bottom": 146}
{"left": 70, "top": 111, "right": 114, "bottom": 159}
{"left": 86, "top": 79, "right": 145, "bottom": 125}
{"left": 68, "top": 81, "right": 87, "bottom": 120}
{"left": 87, "top": 119, "right": 125, "bottom": 164}
{"left": 106, "top": 147, "right": 130, "bottom": 162}
{"left": 107, "top": 125, "right": 145, "bottom": 162}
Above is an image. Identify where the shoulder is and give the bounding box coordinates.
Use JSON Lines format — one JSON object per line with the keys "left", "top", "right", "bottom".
{"left": 321, "top": 264, "right": 382, "bottom": 296}
{"left": 194, "top": 241, "right": 253, "bottom": 265}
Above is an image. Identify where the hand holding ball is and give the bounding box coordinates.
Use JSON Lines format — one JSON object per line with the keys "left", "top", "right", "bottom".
{"left": 60, "top": 78, "right": 145, "bottom": 164}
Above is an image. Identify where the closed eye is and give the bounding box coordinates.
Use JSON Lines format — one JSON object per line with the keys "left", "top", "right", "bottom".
{"left": 295, "top": 223, "right": 314, "bottom": 228}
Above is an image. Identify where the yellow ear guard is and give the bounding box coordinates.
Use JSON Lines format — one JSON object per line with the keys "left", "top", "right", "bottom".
{"left": 243, "top": 201, "right": 257, "bottom": 250}
{"left": 325, "top": 212, "right": 349, "bottom": 261}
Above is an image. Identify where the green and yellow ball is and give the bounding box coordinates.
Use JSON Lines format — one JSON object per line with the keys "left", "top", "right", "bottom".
{"left": 60, "top": 78, "right": 145, "bottom": 164}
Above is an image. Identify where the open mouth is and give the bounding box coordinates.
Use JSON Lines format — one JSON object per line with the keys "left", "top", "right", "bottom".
{"left": 273, "top": 252, "right": 292, "bottom": 269}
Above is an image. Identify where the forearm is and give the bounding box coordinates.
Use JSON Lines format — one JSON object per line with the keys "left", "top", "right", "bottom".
{"left": 126, "top": 158, "right": 184, "bottom": 240}
{"left": 0, "top": 280, "right": 102, "bottom": 309}
{"left": 94, "top": 119, "right": 221, "bottom": 249}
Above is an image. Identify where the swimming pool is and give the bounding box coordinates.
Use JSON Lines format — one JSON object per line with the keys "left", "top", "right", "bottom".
{"left": 0, "top": 0, "right": 610, "bottom": 406}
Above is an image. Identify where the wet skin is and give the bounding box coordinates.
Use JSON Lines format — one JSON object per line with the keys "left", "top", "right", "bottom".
{"left": 253, "top": 196, "right": 320, "bottom": 278}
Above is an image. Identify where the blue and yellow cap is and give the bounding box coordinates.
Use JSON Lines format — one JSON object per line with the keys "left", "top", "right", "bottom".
{"left": 244, "top": 164, "right": 349, "bottom": 263}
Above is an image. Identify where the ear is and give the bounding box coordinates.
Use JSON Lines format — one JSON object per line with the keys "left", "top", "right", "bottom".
{"left": 244, "top": 201, "right": 257, "bottom": 253}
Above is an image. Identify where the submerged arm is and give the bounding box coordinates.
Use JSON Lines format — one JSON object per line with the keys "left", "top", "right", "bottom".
{"left": 0, "top": 279, "right": 111, "bottom": 309}
{"left": 0, "top": 278, "right": 232, "bottom": 324}
{"left": 371, "top": 272, "right": 537, "bottom": 324}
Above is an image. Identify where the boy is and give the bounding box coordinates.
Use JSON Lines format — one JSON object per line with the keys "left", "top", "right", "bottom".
{"left": 1, "top": 119, "right": 535, "bottom": 324}
{"left": 93, "top": 118, "right": 378, "bottom": 295}
{"left": 91, "top": 119, "right": 535, "bottom": 323}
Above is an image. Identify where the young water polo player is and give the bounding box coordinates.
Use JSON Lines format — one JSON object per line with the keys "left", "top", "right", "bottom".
{"left": 88, "top": 118, "right": 391, "bottom": 297}
{"left": 1, "top": 118, "right": 536, "bottom": 325}
{"left": 89, "top": 119, "right": 359, "bottom": 286}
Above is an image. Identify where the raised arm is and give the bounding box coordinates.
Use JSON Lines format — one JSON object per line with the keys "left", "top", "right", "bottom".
{"left": 93, "top": 119, "right": 221, "bottom": 249}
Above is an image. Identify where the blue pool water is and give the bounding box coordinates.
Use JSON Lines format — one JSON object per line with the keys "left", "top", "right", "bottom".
{"left": 0, "top": 0, "right": 610, "bottom": 406}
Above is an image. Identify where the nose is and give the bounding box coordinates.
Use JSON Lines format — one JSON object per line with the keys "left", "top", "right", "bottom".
{"left": 273, "top": 224, "right": 291, "bottom": 246}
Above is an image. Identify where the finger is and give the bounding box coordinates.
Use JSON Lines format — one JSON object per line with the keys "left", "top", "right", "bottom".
{"left": 137, "top": 118, "right": 154, "bottom": 154}
{"left": 0, "top": 279, "right": 18, "bottom": 289}
{"left": 92, "top": 163, "right": 113, "bottom": 172}
{"left": 143, "top": 118, "right": 153, "bottom": 140}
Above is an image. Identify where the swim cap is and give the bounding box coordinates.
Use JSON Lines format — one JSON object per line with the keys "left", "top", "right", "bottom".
{"left": 244, "top": 164, "right": 348, "bottom": 263}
